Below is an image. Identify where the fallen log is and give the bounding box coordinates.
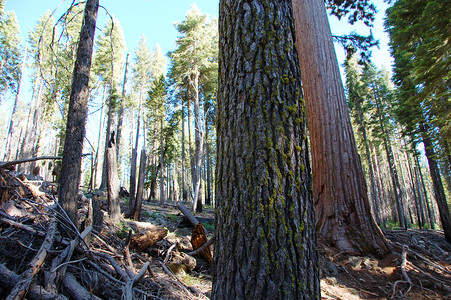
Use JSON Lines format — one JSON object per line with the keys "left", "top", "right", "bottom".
{"left": 0, "top": 154, "right": 91, "bottom": 170}
{"left": 176, "top": 203, "right": 199, "bottom": 226}
{"left": 126, "top": 220, "right": 168, "bottom": 252}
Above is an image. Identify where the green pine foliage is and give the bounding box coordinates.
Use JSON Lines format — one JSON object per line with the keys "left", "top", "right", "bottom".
{"left": 0, "top": 6, "right": 21, "bottom": 102}
{"left": 385, "top": 0, "right": 450, "bottom": 153}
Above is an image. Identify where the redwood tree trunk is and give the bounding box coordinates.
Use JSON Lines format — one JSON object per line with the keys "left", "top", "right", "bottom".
{"left": 58, "top": 0, "right": 99, "bottom": 227}
{"left": 292, "top": 0, "right": 389, "bottom": 255}
{"left": 212, "top": 1, "right": 320, "bottom": 298}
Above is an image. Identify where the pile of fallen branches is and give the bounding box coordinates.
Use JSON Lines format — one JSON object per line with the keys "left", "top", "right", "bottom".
{"left": 0, "top": 168, "right": 212, "bottom": 300}
{"left": 384, "top": 229, "right": 451, "bottom": 298}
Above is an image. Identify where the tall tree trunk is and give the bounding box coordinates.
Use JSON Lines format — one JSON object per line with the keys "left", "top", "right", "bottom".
{"left": 373, "top": 86, "right": 406, "bottom": 229}
{"left": 188, "top": 102, "right": 195, "bottom": 204}
{"left": 100, "top": 94, "right": 115, "bottom": 190}
{"left": 373, "top": 146, "right": 388, "bottom": 227}
{"left": 415, "top": 154, "right": 435, "bottom": 229}
{"left": 420, "top": 122, "right": 451, "bottom": 242}
{"left": 160, "top": 116, "right": 165, "bottom": 206}
{"left": 181, "top": 102, "right": 187, "bottom": 202}
{"left": 213, "top": 1, "right": 320, "bottom": 298}
{"left": 351, "top": 82, "right": 381, "bottom": 224}
{"left": 206, "top": 137, "right": 212, "bottom": 206}
{"left": 93, "top": 84, "right": 107, "bottom": 189}
{"left": 128, "top": 106, "right": 141, "bottom": 215}
{"left": 116, "top": 53, "right": 129, "bottom": 162}
{"left": 133, "top": 148, "right": 147, "bottom": 220}
{"left": 106, "top": 132, "right": 121, "bottom": 225}
{"left": 3, "top": 52, "right": 26, "bottom": 161}
{"left": 58, "top": 0, "right": 99, "bottom": 228}
{"left": 192, "top": 69, "right": 203, "bottom": 212}
{"left": 292, "top": 0, "right": 389, "bottom": 255}
{"left": 404, "top": 140, "right": 424, "bottom": 228}
{"left": 19, "top": 76, "right": 43, "bottom": 174}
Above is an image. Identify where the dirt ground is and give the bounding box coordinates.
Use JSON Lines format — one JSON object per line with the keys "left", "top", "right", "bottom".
{"left": 0, "top": 168, "right": 450, "bottom": 299}
{"left": 141, "top": 203, "right": 451, "bottom": 300}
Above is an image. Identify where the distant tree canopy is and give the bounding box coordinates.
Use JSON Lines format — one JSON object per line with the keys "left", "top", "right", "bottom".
{"left": 0, "top": 0, "right": 21, "bottom": 102}
{"left": 385, "top": 0, "right": 451, "bottom": 147}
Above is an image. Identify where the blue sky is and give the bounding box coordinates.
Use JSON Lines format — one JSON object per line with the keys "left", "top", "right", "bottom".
{"left": 6, "top": 0, "right": 392, "bottom": 68}
{"left": 3, "top": 0, "right": 393, "bottom": 110}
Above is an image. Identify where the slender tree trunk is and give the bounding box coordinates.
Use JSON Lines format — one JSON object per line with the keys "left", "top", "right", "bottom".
{"left": 191, "top": 69, "right": 203, "bottom": 212}
{"left": 292, "top": 0, "right": 388, "bottom": 255}
{"left": 181, "top": 102, "right": 187, "bottom": 202}
{"left": 106, "top": 132, "right": 121, "bottom": 225}
{"left": 351, "top": 83, "right": 381, "bottom": 224}
{"left": 206, "top": 137, "right": 211, "bottom": 206}
{"left": 404, "top": 140, "right": 424, "bottom": 228}
{"left": 373, "top": 85, "right": 406, "bottom": 229}
{"left": 58, "top": 0, "right": 99, "bottom": 228}
{"left": 93, "top": 85, "right": 107, "bottom": 189}
{"left": 128, "top": 106, "right": 141, "bottom": 215}
{"left": 160, "top": 116, "right": 165, "bottom": 206}
{"left": 116, "top": 53, "right": 129, "bottom": 161}
{"left": 415, "top": 154, "right": 435, "bottom": 229}
{"left": 373, "top": 146, "right": 388, "bottom": 227}
{"left": 3, "top": 52, "right": 26, "bottom": 161}
{"left": 420, "top": 122, "right": 451, "bottom": 242}
{"left": 213, "top": 1, "right": 319, "bottom": 298}
{"left": 188, "top": 102, "right": 195, "bottom": 204}
{"left": 100, "top": 94, "right": 115, "bottom": 190}
{"left": 19, "top": 76, "right": 42, "bottom": 174}
{"left": 133, "top": 148, "right": 147, "bottom": 220}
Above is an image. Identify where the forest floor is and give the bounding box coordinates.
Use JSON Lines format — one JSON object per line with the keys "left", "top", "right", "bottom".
{"left": 0, "top": 169, "right": 450, "bottom": 299}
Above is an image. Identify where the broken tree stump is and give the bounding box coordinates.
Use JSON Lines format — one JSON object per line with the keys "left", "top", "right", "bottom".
{"left": 191, "top": 222, "right": 213, "bottom": 264}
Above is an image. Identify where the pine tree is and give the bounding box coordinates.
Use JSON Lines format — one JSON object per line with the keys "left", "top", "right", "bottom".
{"left": 169, "top": 4, "right": 218, "bottom": 212}
{"left": 344, "top": 55, "right": 382, "bottom": 224}
{"left": 93, "top": 16, "right": 126, "bottom": 190}
{"left": 213, "top": 0, "right": 319, "bottom": 297}
{"left": 0, "top": 7, "right": 21, "bottom": 104}
{"left": 58, "top": 0, "right": 99, "bottom": 229}
{"left": 386, "top": 0, "right": 451, "bottom": 242}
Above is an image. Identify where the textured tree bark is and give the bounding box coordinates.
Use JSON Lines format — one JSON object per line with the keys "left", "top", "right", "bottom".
{"left": 58, "top": 0, "right": 99, "bottom": 227}
{"left": 106, "top": 132, "right": 121, "bottom": 225}
{"left": 292, "top": 0, "right": 389, "bottom": 255}
{"left": 213, "top": 1, "right": 320, "bottom": 298}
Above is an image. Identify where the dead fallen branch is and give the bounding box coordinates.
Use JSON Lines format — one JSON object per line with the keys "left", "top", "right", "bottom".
{"left": 176, "top": 203, "right": 199, "bottom": 226}
{"left": 6, "top": 218, "right": 57, "bottom": 300}
{"left": 0, "top": 154, "right": 91, "bottom": 170}
{"left": 0, "top": 263, "right": 67, "bottom": 300}
{"left": 188, "top": 236, "right": 215, "bottom": 256}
